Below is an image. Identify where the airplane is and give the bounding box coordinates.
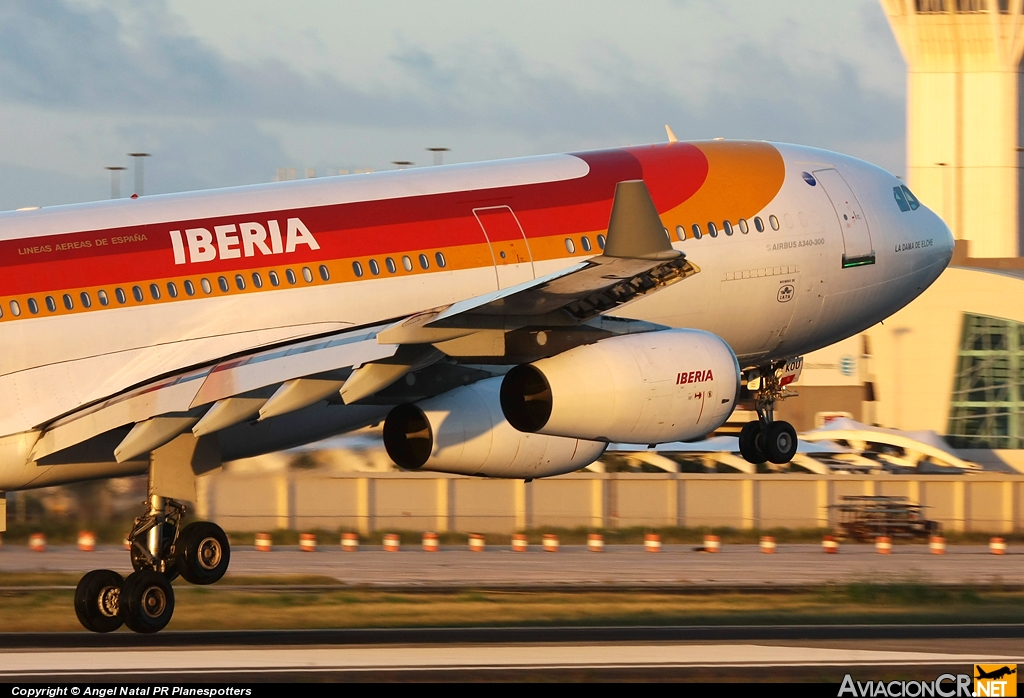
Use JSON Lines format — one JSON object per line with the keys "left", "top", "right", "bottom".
{"left": 0, "top": 138, "right": 953, "bottom": 633}
{"left": 976, "top": 667, "right": 1017, "bottom": 681}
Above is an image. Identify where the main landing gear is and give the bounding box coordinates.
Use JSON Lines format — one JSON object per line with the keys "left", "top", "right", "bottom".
{"left": 74, "top": 496, "right": 230, "bottom": 633}
{"left": 738, "top": 360, "right": 800, "bottom": 466}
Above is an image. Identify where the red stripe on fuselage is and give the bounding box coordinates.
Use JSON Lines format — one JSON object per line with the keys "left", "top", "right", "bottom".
{"left": 0, "top": 145, "right": 709, "bottom": 296}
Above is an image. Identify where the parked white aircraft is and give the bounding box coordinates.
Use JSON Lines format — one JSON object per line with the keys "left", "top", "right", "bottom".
{"left": 0, "top": 139, "right": 952, "bottom": 632}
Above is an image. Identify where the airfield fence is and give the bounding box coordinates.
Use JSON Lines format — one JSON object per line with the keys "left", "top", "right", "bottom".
{"left": 195, "top": 471, "right": 1024, "bottom": 535}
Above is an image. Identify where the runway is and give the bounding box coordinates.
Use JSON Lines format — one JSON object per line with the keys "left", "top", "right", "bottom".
{"left": 2, "top": 543, "right": 1021, "bottom": 588}
{"left": 1, "top": 626, "right": 1022, "bottom": 681}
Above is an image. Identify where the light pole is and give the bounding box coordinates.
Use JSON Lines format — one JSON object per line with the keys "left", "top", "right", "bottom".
{"left": 105, "top": 166, "right": 127, "bottom": 199}
{"left": 128, "top": 152, "right": 151, "bottom": 196}
{"left": 426, "top": 147, "right": 450, "bottom": 166}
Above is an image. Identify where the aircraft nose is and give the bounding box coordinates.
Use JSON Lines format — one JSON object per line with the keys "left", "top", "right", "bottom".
{"left": 932, "top": 209, "right": 955, "bottom": 267}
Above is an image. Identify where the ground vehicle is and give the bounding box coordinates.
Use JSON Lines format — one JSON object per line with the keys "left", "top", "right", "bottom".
{"left": 832, "top": 495, "right": 940, "bottom": 541}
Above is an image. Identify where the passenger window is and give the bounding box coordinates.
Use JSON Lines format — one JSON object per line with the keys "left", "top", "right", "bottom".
{"left": 0, "top": 305, "right": 3, "bottom": 318}
{"left": 901, "top": 185, "right": 921, "bottom": 211}
{"left": 167, "top": 282, "right": 178, "bottom": 298}
{"left": 435, "top": 252, "right": 447, "bottom": 268}
{"left": 581, "top": 236, "right": 592, "bottom": 252}
{"left": 692, "top": 223, "right": 702, "bottom": 239}
{"left": 597, "top": 234, "right": 606, "bottom": 249}
{"left": 723, "top": 221, "right": 733, "bottom": 236}
{"left": 10, "top": 300, "right": 21, "bottom": 316}
{"left": 401, "top": 256, "right": 413, "bottom": 272}
{"left": 708, "top": 222, "right": 718, "bottom": 238}
{"left": 217, "top": 277, "right": 229, "bottom": 292}
{"left": 200, "top": 278, "right": 212, "bottom": 294}
{"left": 369, "top": 260, "right": 380, "bottom": 275}
{"left": 80, "top": 292, "right": 92, "bottom": 308}
{"left": 784, "top": 213, "right": 794, "bottom": 228}
{"left": 132, "top": 286, "right": 144, "bottom": 302}
{"left": 739, "top": 218, "right": 749, "bottom": 234}
{"left": 286, "top": 269, "right": 298, "bottom": 284}
{"left": 98, "top": 290, "right": 109, "bottom": 306}
{"left": 419, "top": 254, "right": 430, "bottom": 270}
{"left": 769, "top": 215, "right": 780, "bottom": 231}
{"left": 184, "top": 280, "right": 195, "bottom": 296}
{"left": 28, "top": 298, "right": 39, "bottom": 314}
{"left": 269, "top": 271, "right": 280, "bottom": 286}
{"left": 352, "top": 261, "right": 364, "bottom": 278}
{"left": 799, "top": 212, "right": 809, "bottom": 227}
{"left": 676, "top": 225, "right": 686, "bottom": 241}
{"left": 301, "top": 266, "right": 313, "bottom": 282}
{"left": 384, "top": 259, "right": 396, "bottom": 274}
{"left": 149, "top": 284, "right": 161, "bottom": 300}
{"left": 62, "top": 294, "right": 73, "bottom": 310}
{"left": 116, "top": 288, "right": 127, "bottom": 304}
{"left": 45, "top": 296, "right": 56, "bottom": 312}
{"left": 565, "top": 238, "right": 575, "bottom": 253}
{"left": 252, "top": 272, "right": 263, "bottom": 288}
{"left": 755, "top": 217, "right": 765, "bottom": 232}
{"left": 235, "top": 274, "right": 246, "bottom": 290}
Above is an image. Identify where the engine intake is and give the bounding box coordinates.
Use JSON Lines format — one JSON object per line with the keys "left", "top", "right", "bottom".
{"left": 383, "top": 376, "right": 606, "bottom": 478}
{"left": 500, "top": 329, "right": 740, "bottom": 443}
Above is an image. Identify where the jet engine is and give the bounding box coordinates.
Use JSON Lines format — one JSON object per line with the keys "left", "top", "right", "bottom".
{"left": 382, "top": 377, "right": 606, "bottom": 478}
{"left": 500, "top": 329, "right": 740, "bottom": 443}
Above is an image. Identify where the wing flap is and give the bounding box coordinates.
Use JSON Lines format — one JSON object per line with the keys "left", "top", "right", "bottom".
{"left": 32, "top": 323, "right": 397, "bottom": 462}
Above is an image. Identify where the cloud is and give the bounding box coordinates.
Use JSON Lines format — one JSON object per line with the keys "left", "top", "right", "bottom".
{"left": 0, "top": 0, "right": 906, "bottom": 203}
{"left": 114, "top": 119, "right": 292, "bottom": 194}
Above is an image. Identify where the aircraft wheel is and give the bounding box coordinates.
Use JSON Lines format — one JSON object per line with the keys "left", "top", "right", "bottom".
{"left": 738, "top": 421, "right": 767, "bottom": 465}
{"left": 175, "top": 521, "right": 230, "bottom": 585}
{"left": 763, "top": 421, "right": 798, "bottom": 464}
{"left": 74, "top": 569, "right": 124, "bottom": 633}
{"left": 120, "top": 569, "right": 174, "bottom": 634}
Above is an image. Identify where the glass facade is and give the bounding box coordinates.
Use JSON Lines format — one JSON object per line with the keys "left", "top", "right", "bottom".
{"left": 947, "top": 313, "right": 1024, "bottom": 448}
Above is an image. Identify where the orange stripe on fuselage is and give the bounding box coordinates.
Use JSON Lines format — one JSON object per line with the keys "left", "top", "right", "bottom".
{"left": 0, "top": 141, "right": 786, "bottom": 323}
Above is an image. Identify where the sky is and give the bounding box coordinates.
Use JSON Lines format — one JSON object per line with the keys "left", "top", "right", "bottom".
{"left": 0, "top": 0, "right": 907, "bottom": 211}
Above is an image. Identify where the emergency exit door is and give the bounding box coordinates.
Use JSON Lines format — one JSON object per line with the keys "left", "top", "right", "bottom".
{"left": 473, "top": 206, "right": 535, "bottom": 289}
{"left": 813, "top": 168, "right": 875, "bottom": 268}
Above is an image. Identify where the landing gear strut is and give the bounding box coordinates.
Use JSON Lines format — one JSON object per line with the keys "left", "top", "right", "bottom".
{"left": 738, "top": 359, "right": 801, "bottom": 466}
{"left": 75, "top": 496, "right": 230, "bottom": 633}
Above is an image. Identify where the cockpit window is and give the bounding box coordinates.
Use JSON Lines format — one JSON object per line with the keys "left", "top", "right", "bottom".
{"left": 901, "top": 185, "right": 921, "bottom": 211}
{"left": 893, "top": 186, "right": 911, "bottom": 212}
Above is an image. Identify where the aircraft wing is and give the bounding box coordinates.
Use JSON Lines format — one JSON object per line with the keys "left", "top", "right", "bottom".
{"left": 30, "top": 180, "right": 700, "bottom": 464}
{"left": 31, "top": 323, "right": 398, "bottom": 463}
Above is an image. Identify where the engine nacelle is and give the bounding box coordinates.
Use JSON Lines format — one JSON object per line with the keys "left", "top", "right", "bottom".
{"left": 382, "top": 377, "right": 607, "bottom": 478}
{"left": 500, "top": 329, "right": 740, "bottom": 443}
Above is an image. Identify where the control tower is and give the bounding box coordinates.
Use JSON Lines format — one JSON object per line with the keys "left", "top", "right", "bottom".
{"left": 880, "top": 0, "right": 1024, "bottom": 258}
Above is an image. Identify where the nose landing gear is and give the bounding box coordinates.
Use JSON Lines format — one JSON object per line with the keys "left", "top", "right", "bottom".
{"left": 738, "top": 359, "right": 801, "bottom": 466}
{"left": 74, "top": 496, "right": 230, "bottom": 633}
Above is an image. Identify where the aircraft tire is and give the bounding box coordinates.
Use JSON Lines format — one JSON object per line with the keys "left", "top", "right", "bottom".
{"left": 120, "top": 570, "right": 175, "bottom": 634}
{"left": 175, "top": 522, "right": 230, "bottom": 585}
{"left": 74, "top": 569, "right": 124, "bottom": 633}
{"left": 738, "top": 421, "right": 767, "bottom": 465}
{"left": 763, "top": 421, "right": 798, "bottom": 464}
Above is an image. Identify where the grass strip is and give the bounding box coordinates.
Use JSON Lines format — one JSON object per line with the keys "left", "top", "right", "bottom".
{"left": 3, "top": 581, "right": 1024, "bottom": 632}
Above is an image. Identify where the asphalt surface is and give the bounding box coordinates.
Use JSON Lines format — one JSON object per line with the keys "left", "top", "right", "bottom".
{"left": 1, "top": 543, "right": 1020, "bottom": 588}
{"left": 1, "top": 627, "right": 1022, "bottom": 682}
{"left": 5, "top": 544, "right": 1023, "bottom": 681}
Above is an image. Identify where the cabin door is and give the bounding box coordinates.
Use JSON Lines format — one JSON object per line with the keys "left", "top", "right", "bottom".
{"left": 473, "top": 206, "right": 535, "bottom": 289}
